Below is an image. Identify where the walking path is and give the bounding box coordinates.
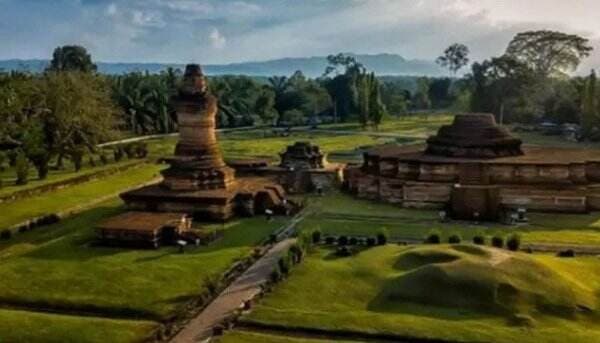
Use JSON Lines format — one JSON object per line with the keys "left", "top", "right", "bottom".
{"left": 170, "top": 238, "right": 297, "bottom": 343}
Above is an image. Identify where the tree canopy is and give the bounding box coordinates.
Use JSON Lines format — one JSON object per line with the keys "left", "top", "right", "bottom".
{"left": 48, "top": 45, "right": 98, "bottom": 73}
{"left": 505, "top": 30, "right": 593, "bottom": 77}
{"left": 436, "top": 44, "right": 470, "bottom": 75}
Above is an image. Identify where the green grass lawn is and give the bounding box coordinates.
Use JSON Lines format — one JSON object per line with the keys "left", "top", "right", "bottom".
{"left": 0, "top": 200, "right": 287, "bottom": 319}
{"left": 300, "top": 192, "right": 600, "bottom": 246}
{"left": 245, "top": 245, "right": 600, "bottom": 343}
{"left": 218, "top": 330, "right": 366, "bottom": 343}
{"left": 0, "top": 309, "right": 155, "bottom": 343}
{"left": 0, "top": 164, "right": 164, "bottom": 229}
{"left": 0, "top": 198, "right": 289, "bottom": 342}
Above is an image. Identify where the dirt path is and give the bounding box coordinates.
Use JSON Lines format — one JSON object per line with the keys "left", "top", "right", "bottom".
{"left": 169, "top": 238, "right": 297, "bottom": 343}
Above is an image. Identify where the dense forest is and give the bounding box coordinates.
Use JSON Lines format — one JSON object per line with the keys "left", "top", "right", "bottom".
{"left": 2, "top": 29, "right": 600, "bottom": 183}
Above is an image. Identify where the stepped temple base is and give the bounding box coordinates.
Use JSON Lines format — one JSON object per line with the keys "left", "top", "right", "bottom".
{"left": 121, "top": 177, "right": 287, "bottom": 221}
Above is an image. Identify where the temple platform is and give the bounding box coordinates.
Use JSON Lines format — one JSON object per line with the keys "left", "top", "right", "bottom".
{"left": 121, "top": 177, "right": 287, "bottom": 221}
{"left": 345, "top": 114, "right": 600, "bottom": 221}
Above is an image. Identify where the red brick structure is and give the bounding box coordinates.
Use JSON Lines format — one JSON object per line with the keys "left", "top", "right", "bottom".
{"left": 345, "top": 114, "right": 600, "bottom": 221}
{"left": 121, "top": 64, "right": 288, "bottom": 221}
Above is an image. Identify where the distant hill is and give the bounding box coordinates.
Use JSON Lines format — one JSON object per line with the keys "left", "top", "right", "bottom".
{"left": 0, "top": 53, "right": 445, "bottom": 77}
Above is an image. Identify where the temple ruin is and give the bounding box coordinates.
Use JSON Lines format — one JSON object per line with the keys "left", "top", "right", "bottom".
{"left": 120, "top": 64, "right": 288, "bottom": 221}
{"left": 345, "top": 113, "right": 600, "bottom": 221}
{"left": 230, "top": 141, "right": 343, "bottom": 193}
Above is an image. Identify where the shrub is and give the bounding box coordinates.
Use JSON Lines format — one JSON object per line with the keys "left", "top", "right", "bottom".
{"left": 324, "top": 236, "right": 336, "bottom": 245}
{"left": 0, "top": 230, "right": 11, "bottom": 240}
{"left": 288, "top": 244, "right": 303, "bottom": 264}
{"left": 135, "top": 143, "right": 149, "bottom": 158}
{"left": 557, "top": 249, "right": 576, "bottom": 258}
{"left": 425, "top": 230, "right": 441, "bottom": 244}
{"left": 377, "top": 228, "right": 389, "bottom": 245}
{"left": 448, "top": 234, "right": 462, "bottom": 244}
{"left": 0, "top": 151, "right": 6, "bottom": 171}
{"left": 278, "top": 257, "right": 290, "bottom": 274}
{"left": 335, "top": 246, "right": 352, "bottom": 257}
{"left": 349, "top": 237, "right": 359, "bottom": 246}
{"left": 491, "top": 235, "right": 504, "bottom": 248}
{"left": 338, "top": 235, "right": 348, "bottom": 246}
{"left": 269, "top": 269, "right": 282, "bottom": 283}
{"left": 99, "top": 153, "right": 109, "bottom": 165}
{"left": 473, "top": 234, "right": 486, "bottom": 245}
{"left": 506, "top": 234, "right": 521, "bottom": 251}
{"left": 15, "top": 151, "right": 29, "bottom": 185}
{"left": 114, "top": 147, "right": 124, "bottom": 162}
{"left": 123, "top": 144, "right": 136, "bottom": 159}
{"left": 366, "top": 237, "right": 377, "bottom": 246}
{"left": 311, "top": 229, "right": 322, "bottom": 244}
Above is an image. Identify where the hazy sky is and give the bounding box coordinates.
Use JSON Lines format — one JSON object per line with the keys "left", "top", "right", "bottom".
{"left": 1, "top": 0, "right": 599, "bottom": 71}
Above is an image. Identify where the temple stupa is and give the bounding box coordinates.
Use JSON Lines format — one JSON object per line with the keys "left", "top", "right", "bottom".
{"left": 121, "top": 64, "right": 288, "bottom": 220}
{"left": 345, "top": 113, "right": 600, "bottom": 221}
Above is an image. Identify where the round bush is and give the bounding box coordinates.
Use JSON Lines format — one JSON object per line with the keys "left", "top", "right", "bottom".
{"left": 473, "top": 235, "right": 486, "bottom": 245}
{"left": 269, "top": 269, "right": 282, "bottom": 283}
{"left": 324, "top": 236, "right": 336, "bottom": 245}
{"left": 338, "top": 235, "right": 348, "bottom": 246}
{"left": 491, "top": 235, "right": 504, "bottom": 248}
{"left": 425, "top": 230, "right": 441, "bottom": 244}
{"left": 448, "top": 234, "right": 462, "bottom": 244}
{"left": 506, "top": 234, "right": 521, "bottom": 251}
{"left": 311, "top": 230, "right": 322, "bottom": 244}
{"left": 377, "top": 228, "right": 389, "bottom": 246}
{"left": 349, "top": 237, "right": 358, "bottom": 246}
{"left": 557, "top": 249, "right": 576, "bottom": 258}
{"left": 0, "top": 229, "right": 12, "bottom": 240}
{"left": 335, "top": 246, "right": 352, "bottom": 257}
{"left": 366, "top": 237, "right": 377, "bottom": 246}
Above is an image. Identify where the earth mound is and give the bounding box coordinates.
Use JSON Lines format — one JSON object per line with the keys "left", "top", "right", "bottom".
{"left": 382, "top": 245, "right": 597, "bottom": 319}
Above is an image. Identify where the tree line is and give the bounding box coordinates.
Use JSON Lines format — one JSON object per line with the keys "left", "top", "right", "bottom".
{"left": 2, "top": 29, "right": 600, "bottom": 183}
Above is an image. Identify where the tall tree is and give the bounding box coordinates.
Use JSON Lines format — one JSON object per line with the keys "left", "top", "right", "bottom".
{"left": 436, "top": 43, "right": 470, "bottom": 76}
{"left": 48, "top": 45, "right": 97, "bottom": 73}
{"left": 505, "top": 30, "right": 593, "bottom": 78}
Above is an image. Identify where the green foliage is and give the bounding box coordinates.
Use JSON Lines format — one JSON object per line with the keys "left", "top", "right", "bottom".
{"left": 0, "top": 229, "right": 11, "bottom": 240}
{"left": 337, "top": 235, "right": 348, "bottom": 246}
{"left": 48, "top": 45, "right": 97, "bottom": 73}
{"left": 506, "top": 234, "right": 522, "bottom": 252}
{"left": 311, "top": 229, "right": 322, "bottom": 244}
{"left": 15, "top": 150, "right": 29, "bottom": 185}
{"left": 377, "top": 228, "right": 389, "bottom": 245}
{"left": 492, "top": 235, "right": 505, "bottom": 248}
{"left": 425, "top": 229, "right": 442, "bottom": 244}
{"left": 436, "top": 43, "right": 470, "bottom": 75}
{"left": 473, "top": 234, "right": 486, "bottom": 245}
{"left": 505, "top": 30, "right": 593, "bottom": 77}
{"left": 448, "top": 233, "right": 462, "bottom": 244}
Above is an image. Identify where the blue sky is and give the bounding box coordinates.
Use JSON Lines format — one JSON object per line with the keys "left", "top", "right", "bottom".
{"left": 1, "top": 0, "right": 599, "bottom": 71}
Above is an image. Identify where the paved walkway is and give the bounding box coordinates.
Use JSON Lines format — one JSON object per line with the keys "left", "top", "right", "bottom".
{"left": 170, "top": 238, "right": 297, "bottom": 343}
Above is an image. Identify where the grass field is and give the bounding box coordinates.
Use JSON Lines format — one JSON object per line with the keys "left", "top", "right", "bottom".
{"left": 0, "top": 164, "right": 164, "bottom": 229}
{"left": 218, "top": 330, "right": 366, "bottom": 343}
{"left": 0, "top": 309, "right": 155, "bottom": 343}
{"left": 300, "top": 192, "right": 600, "bottom": 246}
{"left": 0, "top": 198, "right": 288, "bottom": 342}
{"left": 244, "top": 245, "right": 600, "bottom": 343}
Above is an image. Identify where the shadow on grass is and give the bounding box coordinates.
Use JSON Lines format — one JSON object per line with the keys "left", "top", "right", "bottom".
{"left": 366, "top": 276, "right": 496, "bottom": 322}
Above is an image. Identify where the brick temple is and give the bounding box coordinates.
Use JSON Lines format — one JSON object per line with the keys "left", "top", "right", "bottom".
{"left": 345, "top": 113, "right": 600, "bottom": 221}
{"left": 230, "top": 141, "right": 343, "bottom": 193}
{"left": 121, "top": 64, "right": 288, "bottom": 221}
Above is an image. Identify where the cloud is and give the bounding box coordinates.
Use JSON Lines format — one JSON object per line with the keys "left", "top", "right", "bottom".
{"left": 0, "top": 0, "right": 598, "bottom": 73}
{"left": 208, "top": 28, "right": 226, "bottom": 49}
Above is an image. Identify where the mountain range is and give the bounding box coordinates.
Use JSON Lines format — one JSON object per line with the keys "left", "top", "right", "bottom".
{"left": 0, "top": 53, "right": 445, "bottom": 78}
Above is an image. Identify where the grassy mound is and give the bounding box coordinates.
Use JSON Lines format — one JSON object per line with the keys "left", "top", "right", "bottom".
{"left": 380, "top": 245, "right": 597, "bottom": 319}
